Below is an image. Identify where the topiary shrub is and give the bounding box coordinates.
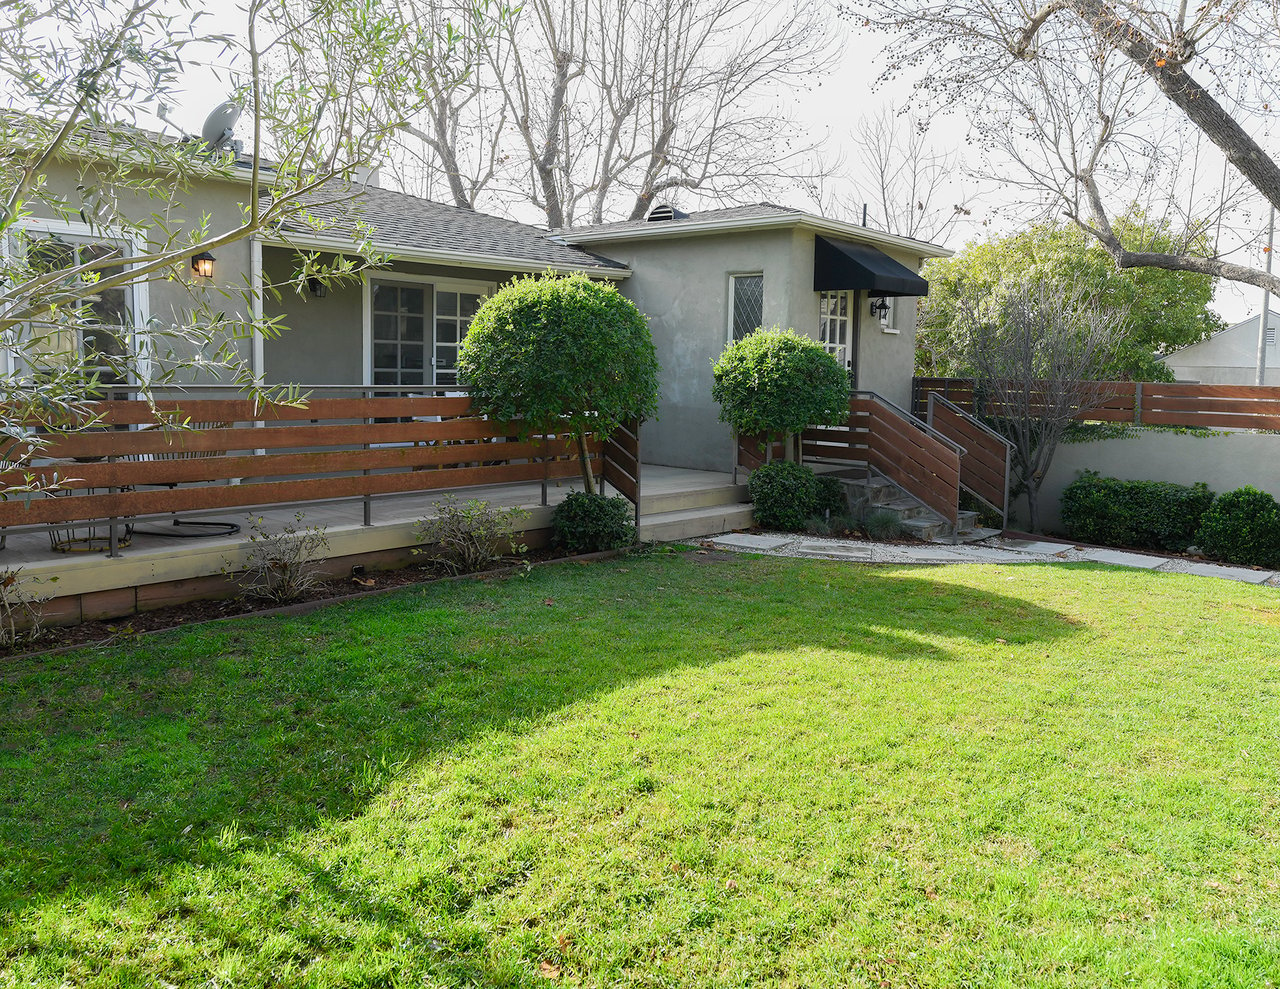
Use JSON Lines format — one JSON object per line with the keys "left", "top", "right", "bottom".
{"left": 459, "top": 273, "right": 660, "bottom": 494}
{"left": 551, "top": 491, "right": 636, "bottom": 553}
{"left": 711, "top": 328, "right": 850, "bottom": 449}
{"left": 1060, "top": 471, "right": 1214, "bottom": 552}
{"left": 748, "top": 460, "right": 820, "bottom": 531}
{"left": 1195, "top": 486, "right": 1280, "bottom": 568}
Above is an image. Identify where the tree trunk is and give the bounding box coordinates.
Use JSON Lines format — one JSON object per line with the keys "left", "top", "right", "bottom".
{"left": 576, "top": 430, "right": 597, "bottom": 495}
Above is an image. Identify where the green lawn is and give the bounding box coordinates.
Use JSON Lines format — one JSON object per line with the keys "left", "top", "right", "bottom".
{"left": 3, "top": 552, "right": 1279, "bottom": 987}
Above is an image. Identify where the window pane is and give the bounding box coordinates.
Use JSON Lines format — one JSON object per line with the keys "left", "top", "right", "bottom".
{"left": 437, "top": 292, "right": 457, "bottom": 317}
{"left": 461, "top": 293, "right": 482, "bottom": 317}
{"left": 436, "top": 319, "right": 457, "bottom": 343}
{"left": 373, "top": 284, "right": 398, "bottom": 311}
{"left": 373, "top": 370, "right": 396, "bottom": 385}
{"left": 402, "top": 344, "right": 424, "bottom": 369}
{"left": 373, "top": 314, "right": 397, "bottom": 340}
{"left": 401, "top": 287, "right": 424, "bottom": 314}
{"left": 731, "top": 275, "right": 763, "bottom": 341}
{"left": 373, "top": 342, "right": 398, "bottom": 368}
{"left": 404, "top": 316, "right": 424, "bottom": 341}
{"left": 401, "top": 371, "right": 423, "bottom": 386}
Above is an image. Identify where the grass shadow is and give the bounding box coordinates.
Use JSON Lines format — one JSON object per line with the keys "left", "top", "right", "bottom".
{"left": 0, "top": 552, "right": 1081, "bottom": 919}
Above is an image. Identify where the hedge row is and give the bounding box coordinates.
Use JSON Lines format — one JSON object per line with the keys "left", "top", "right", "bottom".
{"left": 1061, "top": 471, "right": 1280, "bottom": 568}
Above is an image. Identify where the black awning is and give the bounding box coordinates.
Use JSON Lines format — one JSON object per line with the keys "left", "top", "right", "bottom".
{"left": 813, "top": 236, "right": 929, "bottom": 296}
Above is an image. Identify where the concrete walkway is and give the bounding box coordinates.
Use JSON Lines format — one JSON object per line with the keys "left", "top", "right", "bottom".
{"left": 706, "top": 531, "right": 1280, "bottom": 587}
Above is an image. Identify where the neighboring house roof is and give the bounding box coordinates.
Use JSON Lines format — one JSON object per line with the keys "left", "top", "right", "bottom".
{"left": 558, "top": 203, "right": 954, "bottom": 259}
{"left": 1159, "top": 312, "right": 1280, "bottom": 369}
{"left": 266, "top": 186, "right": 630, "bottom": 277}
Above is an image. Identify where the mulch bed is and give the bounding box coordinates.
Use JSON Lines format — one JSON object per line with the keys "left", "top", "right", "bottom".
{"left": 7, "top": 546, "right": 595, "bottom": 662}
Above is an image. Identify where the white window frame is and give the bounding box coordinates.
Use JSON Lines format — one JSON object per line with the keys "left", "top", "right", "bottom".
{"left": 818, "top": 289, "right": 853, "bottom": 368}
{"left": 727, "top": 272, "right": 765, "bottom": 343}
{"left": 361, "top": 271, "right": 494, "bottom": 388}
{"left": 2, "top": 215, "right": 151, "bottom": 382}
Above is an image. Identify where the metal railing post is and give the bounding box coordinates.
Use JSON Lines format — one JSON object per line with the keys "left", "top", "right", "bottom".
{"left": 362, "top": 386, "right": 372, "bottom": 526}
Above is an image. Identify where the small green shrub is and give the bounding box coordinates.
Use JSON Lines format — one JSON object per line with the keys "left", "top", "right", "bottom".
{"left": 228, "top": 512, "right": 330, "bottom": 603}
{"left": 415, "top": 496, "right": 529, "bottom": 574}
{"left": 864, "top": 509, "right": 903, "bottom": 541}
{"left": 1060, "top": 471, "right": 1214, "bottom": 552}
{"left": 711, "top": 328, "right": 850, "bottom": 438}
{"left": 813, "top": 475, "right": 849, "bottom": 517}
{"left": 1195, "top": 486, "right": 1280, "bottom": 568}
{"left": 552, "top": 492, "right": 636, "bottom": 553}
{"left": 749, "top": 461, "right": 819, "bottom": 531}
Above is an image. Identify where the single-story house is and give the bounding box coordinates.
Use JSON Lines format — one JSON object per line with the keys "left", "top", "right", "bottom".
{"left": 10, "top": 142, "right": 950, "bottom": 475}
{"left": 1158, "top": 312, "right": 1280, "bottom": 385}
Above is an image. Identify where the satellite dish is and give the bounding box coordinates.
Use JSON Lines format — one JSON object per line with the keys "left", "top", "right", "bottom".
{"left": 200, "top": 101, "right": 241, "bottom": 152}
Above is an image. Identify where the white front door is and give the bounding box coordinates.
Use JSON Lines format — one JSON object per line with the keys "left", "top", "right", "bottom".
{"left": 819, "top": 290, "right": 851, "bottom": 368}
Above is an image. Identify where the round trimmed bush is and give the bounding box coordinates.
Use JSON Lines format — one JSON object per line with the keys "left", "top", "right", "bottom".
{"left": 1195, "top": 486, "right": 1280, "bottom": 568}
{"left": 551, "top": 491, "right": 636, "bottom": 553}
{"left": 749, "top": 460, "right": 820, "bottom": 531}
{"left": 459, "top": 273, "right": 659, "bottom": 492}
{"left": 711, "top": 328, "right": 850, "bottom": 438}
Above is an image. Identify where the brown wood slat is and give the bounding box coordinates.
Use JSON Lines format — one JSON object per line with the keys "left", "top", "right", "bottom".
{"left": 39, "top": 418, "right": 523, "bottom": 460}
{"left": 607, "top": 424, "right": 639, "bottom": 460}
{"left": 1140, "top": 410, "right": 1280, "bottom": 430}
{"left": 84, "top": 395, "right": 477, "bottom": 425}
{"left": 603, "top": 461, "right": 638, "bottom": 502}
{"left": 867, "top": 408, "right": 959, "bottom": 482}
{"left": 1144, "top": 395, "right": 1280, "bottom": 416}
{"left": 1142, "top": 382, "right": 1280, "bottom": 400}
{"left": 0, "top": 458, "right": 585, "bottom": 527}
{"left": 602, "top": 438, "right": 638, "bottom": 478}
{"left": 5, "top": 437, "right": 577, "bottom": 490}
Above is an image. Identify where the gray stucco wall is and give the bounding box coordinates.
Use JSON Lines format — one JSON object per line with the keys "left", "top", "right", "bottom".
{"left": 1019, "top": 430, "right": 1280, "bottom": 534}
{"left": 27, "top": 162, "right": 255, "bottom": 382}
{"left": 261, "top": 254, "right": 535, "bottom": 387}
{"left": 574, "top": 227, "right": 926, "bottom": 471}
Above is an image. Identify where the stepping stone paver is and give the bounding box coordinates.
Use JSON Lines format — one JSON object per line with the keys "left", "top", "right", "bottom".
{"left": 795, "top": 543, "right": 874, "bottom": 560}
{"left": 711, "top": 533, "right": 796, "bottom": 552}
{"left": 1180, "top": 562, "right": 1276, "bottom": 584}
{"left": 1075, "top": 548, "right": 1166, "bottom": 569}
{"left": 1000, "top": 539, "right": 1074, "bottom": 556}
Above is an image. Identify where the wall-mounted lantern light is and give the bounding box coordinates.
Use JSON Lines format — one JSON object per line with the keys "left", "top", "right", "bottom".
{"left": 191, "top": 251, "right": 216, "bottom": 278}
{"left": 869, "top": 295, "right": 890, "bottom": 325}
{"left": 307, "top": 276, "right": 328, "bottom": 299}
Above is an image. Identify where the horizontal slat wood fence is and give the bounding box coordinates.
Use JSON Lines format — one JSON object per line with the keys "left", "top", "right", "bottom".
{"left": 0, "top": 397, "right": 639, "bottom": 530}
{"left": 925, "top": 393, "right": 1011, "bottom": 523}
{"left": 913, "top": 377, "right": 1280, "bottom": 432}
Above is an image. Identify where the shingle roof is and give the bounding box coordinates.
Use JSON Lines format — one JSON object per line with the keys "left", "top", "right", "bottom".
{"left": 559, "top": 202, "right": 802, "bottom": 236}
{"left": 277, "top": 186, "right": 628, "bottom": 271}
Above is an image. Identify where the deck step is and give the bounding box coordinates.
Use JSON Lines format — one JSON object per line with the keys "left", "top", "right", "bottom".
{"left": 898, "top": 514, "right": 949, "bottom": 542}
{"left": 638, "top": 503, "right": 755, "bottom": 543}
{"left": 638, "top": 482, "right": 749, "bottom": 516}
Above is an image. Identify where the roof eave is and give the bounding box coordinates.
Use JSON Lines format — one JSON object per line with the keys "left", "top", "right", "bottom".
{"left": 257, "top": 231, "right": 631, "bottom": 279}
{"left": 559, "top": 211, "right": 954, "bottom": 259}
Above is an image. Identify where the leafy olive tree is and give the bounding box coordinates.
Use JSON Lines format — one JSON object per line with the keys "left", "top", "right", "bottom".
{"left": 919, "top": 215, "right": 1221, "bottom": 381}
{"left": 711, "top": 327, "right": 850, "bottom": 460}
{"left": 0, "top": 0, "right": 458, "bottom": 477}
{"left": 458, "top": 272, "right": 660, "bottom": 494}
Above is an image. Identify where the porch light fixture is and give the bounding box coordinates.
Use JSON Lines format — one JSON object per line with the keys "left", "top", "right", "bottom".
{"left": 307, "top": 276, "right": 328, "bottom": 298}
{"left": 191, "top": 250, "right": 216, "bottom": 278}
{"left": 869, "top": 295, "right": 890, "bottom": 325}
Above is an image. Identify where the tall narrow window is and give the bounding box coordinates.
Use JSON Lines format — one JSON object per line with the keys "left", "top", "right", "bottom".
{"left": 729, "top": 273, "right": 764, "bottom": 342}
{"left": 818, "top": 290, "right": 851, "bottom": 368}
{"left": 433, "top": 289, "right": 483, "bottom": 385}
{"left": 371, "top": 281, "right": 428, "bottom": 387}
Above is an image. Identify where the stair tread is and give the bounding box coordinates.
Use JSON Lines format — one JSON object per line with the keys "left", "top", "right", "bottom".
{"left": 639, "top": 503, "right": 754, "bottom": 524}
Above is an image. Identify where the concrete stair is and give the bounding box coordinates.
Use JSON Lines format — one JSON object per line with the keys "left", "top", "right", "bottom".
{"left": 637, "top": 481, "right": 753, "bottom": 542}
{"left": 826, "top": 466, "right": 993, "bottom": 544}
